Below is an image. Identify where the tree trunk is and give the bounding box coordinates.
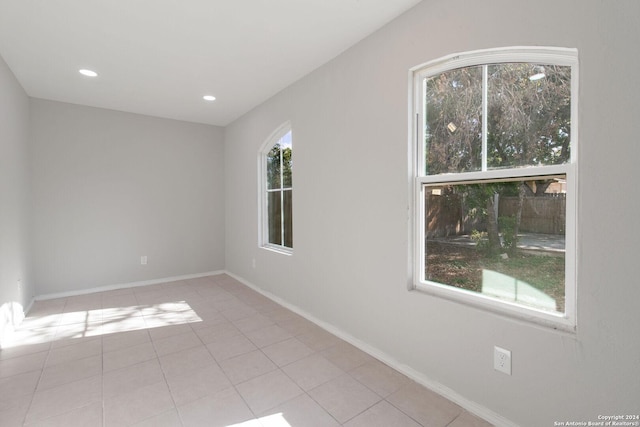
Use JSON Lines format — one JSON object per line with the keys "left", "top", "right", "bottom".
{"left": 512, "top": 183, "right": 526, "bottom": 255}
{"left": 486, "top": 195, "right": 500, "bottom": 253}
{"left": 534, "top": 179, "right": 553, "bottom": 196}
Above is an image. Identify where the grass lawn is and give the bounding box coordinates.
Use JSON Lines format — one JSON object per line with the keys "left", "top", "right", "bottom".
{"left": 426, "top": 242, "right": 565, "bottom": 313}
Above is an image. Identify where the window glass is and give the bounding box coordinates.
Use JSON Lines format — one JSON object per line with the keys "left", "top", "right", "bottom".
{"left": 425, "top": 65, "right": 483, "bottom": 175}
{"left": 487, "top": 64, "right": 571, "bottom": 169}
{"left": 283, "top": 189, "right": 293, "bottom": 247}
{"left": 267, "top": 145, "right": 281, "bottom": 190}
{"left": 425, "top": 63, "right": 572, "bottom": 175}
{"left": 268, "top": 191, "right": 282, "bottom": 245}
{"left": 281, "top": 132, "right": 293, "bottom": 188}
{"left": 424, "top": 176, "right": 566, "bottom": 313}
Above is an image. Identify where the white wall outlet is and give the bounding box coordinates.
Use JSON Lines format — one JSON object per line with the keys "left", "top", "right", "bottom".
{"left": 252, "top": 258, "right": 256, "bottom": 268}
{"left": 17, "top": 279, "right": 21, "bottom": 291}
{"left": 140, "top": 256, "right": 148, "bottom": 265}
{"left": 494, "top": 346, "right": 512, "bottom": 375}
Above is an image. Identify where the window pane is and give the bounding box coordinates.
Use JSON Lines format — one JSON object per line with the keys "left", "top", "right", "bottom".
{"left": 425, "top": 66, "right": 483, "bottom": 175}
{"left": 283, "top": 189, "right": 293, "bottom": 248}
{"left": 267, "top": 145, "right": 281, "bottom": 189}
{"left": 267, "top": 191, "right": 282, "bottom": 245}
{"left": 487, "top": 63, "right": 571, "bottom": 169}
{"left": 424, "top": 176, "right": 566, "bottom": 313}
{"left": 281, "top": 132, "right": 292, "bottom": 188}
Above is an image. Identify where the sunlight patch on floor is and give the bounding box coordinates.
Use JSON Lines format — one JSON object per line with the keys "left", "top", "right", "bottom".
{"left": 227, "top": 413, "right": 292, "bottom": 427}
{"left": 2, "top": 301, "right": 202, "bottom": 348}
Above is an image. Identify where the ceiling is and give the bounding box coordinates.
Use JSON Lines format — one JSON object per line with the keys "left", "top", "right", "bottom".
{"left": 0, "top": 0, "right": 421, "bottom": 126}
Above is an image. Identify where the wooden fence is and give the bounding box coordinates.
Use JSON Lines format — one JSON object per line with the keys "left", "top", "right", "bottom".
{"left": 499, "top": 195, "right": 565, "bottom": 234}
{"left": 426, "top": 193, "right": 565, "bottom": 237}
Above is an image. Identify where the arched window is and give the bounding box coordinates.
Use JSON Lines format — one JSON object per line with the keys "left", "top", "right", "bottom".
{"left": 259, "top": 123, "right": 293, "bottom": 253}
{"left": 411, "top": 47, "right": 578, "bottom": 330}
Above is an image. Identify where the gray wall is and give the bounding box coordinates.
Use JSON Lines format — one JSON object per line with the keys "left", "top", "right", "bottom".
{"left": 224, "top": 0, "right": 640, "bottom": 425}
{"left": 0, "top": 55, "right": 33, "bottom": 341}
{"left": 30, "top": 99, "right": 225, "bottom": 295}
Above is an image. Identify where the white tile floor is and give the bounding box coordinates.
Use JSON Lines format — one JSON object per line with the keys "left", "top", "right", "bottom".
{"left": 0, "top": 274, "right": 493, "bottom": 426}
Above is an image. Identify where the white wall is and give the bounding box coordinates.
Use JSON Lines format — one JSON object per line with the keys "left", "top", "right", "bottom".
{"left": 0, "top": 55, "right": 33, "bottom": 343}
{"left": 30, "top": 99, "right": 225, "bottom": 295}
{"left": 224, "top": 0, "right": 640, "bottom": 425}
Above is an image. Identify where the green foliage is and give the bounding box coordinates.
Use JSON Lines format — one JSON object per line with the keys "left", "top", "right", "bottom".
{"left": 458, "top": 181, "right": 519, "bottom": 214}
{"left": 450, "top": 181, "right": 520, "bottom": 255}
{"left": 498, "top": 216, "right": 517, "bottom": 251}
{"left": 463, "top": 184, "right": 491, "bottom": 218}
{"left": 470, "top": 229, "right": 492, "bottom": 255}
{"left": 472, "top": 215, "right": 518, "bottom": 255}
{"left": 266, "top": 144, "right": 292, "bottom": 189}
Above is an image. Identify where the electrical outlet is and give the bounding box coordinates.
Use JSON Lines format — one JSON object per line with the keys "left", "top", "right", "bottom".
{"left": 252, "top": 258, "right": 256, "bottom": 268}
{"left": 494, "top": 346, "right": 512, "bottom": 375}
{"left": 141, "top": 256, "right": 148, "bottom": 265}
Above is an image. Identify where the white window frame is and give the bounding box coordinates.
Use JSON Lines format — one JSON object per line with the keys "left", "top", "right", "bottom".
{"left": 410, "top": 47, "right": 578, "bottom": 331}
{"left": 258, "top": 121, "right": 293, "bottom": 255}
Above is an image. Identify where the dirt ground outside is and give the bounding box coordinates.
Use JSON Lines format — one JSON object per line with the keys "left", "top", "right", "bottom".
{"left": 426, "top": 242, "right": 565, "bottom": 313}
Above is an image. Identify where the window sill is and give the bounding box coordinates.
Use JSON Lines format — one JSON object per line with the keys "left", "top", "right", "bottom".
{"left": 413, "top": 281, "right": 576, "bottom": 334}
{"left": 261, "top": 244, "right": 293, "bottom": 256}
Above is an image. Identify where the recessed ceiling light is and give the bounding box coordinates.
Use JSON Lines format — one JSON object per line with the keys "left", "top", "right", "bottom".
{"left": 79, "top": 69, "right": 98, "bottom": 77}
{"left": 203, "top": 95, "right": 216, "bottom": 101}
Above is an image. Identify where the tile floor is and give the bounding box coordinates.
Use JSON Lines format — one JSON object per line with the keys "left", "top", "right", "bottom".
{"left": 0, "top": 274, "right": 492, "bottom": 427}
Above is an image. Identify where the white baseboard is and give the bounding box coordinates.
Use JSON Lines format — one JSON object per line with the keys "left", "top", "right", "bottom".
{"left": 34, "top": 270, "right": 225, "bottom": 301}
{"left": 224, "top": 270, "right": 517, "bottom": 427}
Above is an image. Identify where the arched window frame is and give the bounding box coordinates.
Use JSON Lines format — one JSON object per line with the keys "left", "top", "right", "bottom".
{"left": 410, "top": 47, "right": 578, "bottom": 331}
{"left": 258, "top": 122, "right": 293, "bottom": 254}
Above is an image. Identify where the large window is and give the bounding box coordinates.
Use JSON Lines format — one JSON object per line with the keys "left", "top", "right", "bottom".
{"left": 260, "top": 123, "right": 293, "bottom": 253}
{"left": 412, "top": 48, "right": 577, "bottom": 330}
